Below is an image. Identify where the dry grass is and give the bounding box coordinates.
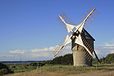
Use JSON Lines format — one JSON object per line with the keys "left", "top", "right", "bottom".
{"left": 5, "top": 64, "right": 114, "bottom": 76}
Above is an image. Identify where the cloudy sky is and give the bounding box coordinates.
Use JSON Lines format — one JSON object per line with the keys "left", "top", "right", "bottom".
{"left": 0, "top": 0, "right": 114, "bottom": 61}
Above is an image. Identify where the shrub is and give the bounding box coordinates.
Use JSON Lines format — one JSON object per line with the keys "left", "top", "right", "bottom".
{"left": 0, "top": 63, "right": 13, "bottom": 75}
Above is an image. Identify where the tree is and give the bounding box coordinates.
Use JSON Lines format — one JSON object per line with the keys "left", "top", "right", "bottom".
{"left": 0, "top": 63, "right": 13, "bottom": 75}
{"left": 105, "top": 53, "right": 114, "bottom": 63}
{"left": 50, "top": 54, "right": 73, "bottom": 65}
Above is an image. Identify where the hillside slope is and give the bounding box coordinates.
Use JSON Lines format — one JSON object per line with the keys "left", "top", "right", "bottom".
{"left": 5, "top": 64, "right": 114, "bottom": 76}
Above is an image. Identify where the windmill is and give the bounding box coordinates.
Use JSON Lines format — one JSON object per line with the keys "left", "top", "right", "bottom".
{"left": 54, "top": 8, "right": 100, "bottom": 66}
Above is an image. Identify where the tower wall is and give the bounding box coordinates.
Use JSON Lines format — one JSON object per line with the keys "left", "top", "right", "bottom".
{"left": 72, "top": 39, "right": 94, "bottom": 66}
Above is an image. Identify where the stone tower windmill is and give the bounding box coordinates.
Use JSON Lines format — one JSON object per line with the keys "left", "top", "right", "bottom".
{"left": 54, "top": 8, "right": 100, "bottom": 66}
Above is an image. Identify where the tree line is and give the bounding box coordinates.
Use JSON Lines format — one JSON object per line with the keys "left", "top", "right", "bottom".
{"left": 48, "top": 53, "right": 114, "bottom": 65}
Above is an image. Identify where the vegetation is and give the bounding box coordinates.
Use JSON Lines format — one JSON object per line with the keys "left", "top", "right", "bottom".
{"left": 100, "top": 53, "right": 114, "bottom": 64}
{"left": 104, "top": 53, "right": 114, "bottom": 63}
{"left": 1, "top": 53, "right": 114, "bottom": 76}
{"left": 49, "top": 54, "right": 73, "bottom": 65}
{"left": 0, "top": 63, "right": 13, "bottom": 75}
{"left": 8, "top": 64, "right": 36, "bottom": 73}
{"left": 5, "top": 64, "right": 114, "bottom": 76}
{"left": 49, "top": 53, "right": 114, "bottom": 65}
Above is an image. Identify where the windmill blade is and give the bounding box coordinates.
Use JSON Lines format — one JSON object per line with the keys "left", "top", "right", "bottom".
{"left": 54, "top": 45, "right": 64, "bottom": 57}
{"left": 93, "top": 50, "right": 101, "bottom": 63}
{"left": 54, "top": 35, "right": 71, "bottom": 57}
{"left": 83, "top": 8, "right": 95, "bottom": 23}
{"left": 75, "top": 34, "right": 93, "bottom": 57}
{"left": 59, "top": 15, "right": 75, "bottom": 33}
{"left": 64, "top": 35, "right": 72, "bottom": 45}
{"left": 75, "top": 8, "right": 95, "bottom": 33}
{"left": 76, "top": 22, "right": 85, "bottom": 33}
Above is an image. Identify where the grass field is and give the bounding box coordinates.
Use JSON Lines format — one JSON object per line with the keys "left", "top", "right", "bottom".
{"left": 5, "top": 64, "right": 114, "bottom": 76}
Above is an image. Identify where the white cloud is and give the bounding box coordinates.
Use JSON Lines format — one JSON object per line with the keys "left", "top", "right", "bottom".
{"left": 95, "top": 42, "right": 114, "bottom": 58}
{"left": 31, "top": 48, "right": 49, "bottom": 53}
{"left": 105, "top": 42, "right": 114, "bottom": 46}
{"left": 103, "top": 43, "right": 114, "bottom": 49}
{"left": 109, "top": 50, "right": 114, "bottom": 53}
{"left": 31, "top": 45, "right": 60, "bottom": 53}
{"left": 30, "top": 45, "right": 61, "bottom": 58}
{"left": 2, "top": 42, "right": 113, "bottom": 61}
{"left": 31, "top": 52, "right": 50, "bottom": 58}
{"left": 49, "top": 45, "right": 59, "bottom": 51}
{"left": 0, "top": 45, "right": 60, "bottom": 61}
{"left": 9, "top": 49, "right": 25, "bottom": 54}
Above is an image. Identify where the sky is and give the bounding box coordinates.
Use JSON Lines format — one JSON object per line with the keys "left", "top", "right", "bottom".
{"left": 0, "top": 0, "right": 114, "bottom": 61}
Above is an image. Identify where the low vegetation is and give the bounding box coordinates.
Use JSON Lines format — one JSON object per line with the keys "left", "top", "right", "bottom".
{"left": 0, "top": 62, "right": 43, "bottom": 75}
{"left": 1, "top": 53, "right": 114, "bottom": 76}
{"left": 49, "top": 54, "right": 73, "bottom": 65}
{"left": 100, "top": 53, "right": 114, "bottom": 64}
{"left": 5, "top": 64, "right": 114, "bottom": 76}
{"left": 0, "top": 63, "right": 13, "bottom": 75}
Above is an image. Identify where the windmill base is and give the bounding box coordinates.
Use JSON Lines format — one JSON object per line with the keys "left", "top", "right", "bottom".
{"left": 72, "top": 45, "right": 92, "bottom": 66}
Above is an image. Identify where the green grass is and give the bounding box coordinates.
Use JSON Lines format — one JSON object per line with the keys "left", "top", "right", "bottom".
{"left": 7, "top": 64, "right": 36, "bottom": 73}
{"left": 4, "top": 64, "right": 114, "bottom": 76}
{"left": 36, "top": 64, "right": 114, "bottom": 74}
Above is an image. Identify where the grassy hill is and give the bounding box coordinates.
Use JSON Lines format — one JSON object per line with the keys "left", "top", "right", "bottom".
{"left": 2, "top": 53, "right": 114, "bottom": 76}
{"left": 5, "top": 64, "right": 114, "bottom": 76}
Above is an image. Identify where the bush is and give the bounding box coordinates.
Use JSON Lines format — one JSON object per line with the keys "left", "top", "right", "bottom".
{"left": 0, "top": 63, "right": 13, "bottom": 75}
{"left": 105, "top": 53, "right": 114, "bottom": 63}
{"left": 50, "top": 54, "right": 73, "bottom": 65}
{"left": 30, "top": 62, "right": 45, "bottom": 67}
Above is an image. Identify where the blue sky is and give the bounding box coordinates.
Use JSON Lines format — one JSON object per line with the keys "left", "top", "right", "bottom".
{"left": 0, "top": 0, "right": 114, "bottom": 61}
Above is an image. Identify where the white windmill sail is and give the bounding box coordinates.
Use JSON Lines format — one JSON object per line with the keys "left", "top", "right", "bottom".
{"left": 93, "top": 50, "right": 101, "bottom": 63}
{"left": 54, "top": 8, "right": 96, "bottom": 58}
{"left": 76, "top": 8, "right": 95, "bottom": 33}
{"left": 83, "top": 8, "right": 95, "bottom": 23}
{"left": 59, "top": 16, "right": 75, "bottom": 33}
{"left": 54, "top": 34, "right": 71, "bottom": 57}
{"left": 54, "top": 16, "right": 75, "bottom": 57}
{"left": 75, "top": 34, "right": 93, "bottom": 57}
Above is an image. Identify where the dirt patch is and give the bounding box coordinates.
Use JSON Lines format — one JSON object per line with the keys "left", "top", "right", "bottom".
{"left": 5, "top": 70, "right": 114, "bottom": 76}
{"left": 68, "top": 70, "right": 114, "bottom": 76}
